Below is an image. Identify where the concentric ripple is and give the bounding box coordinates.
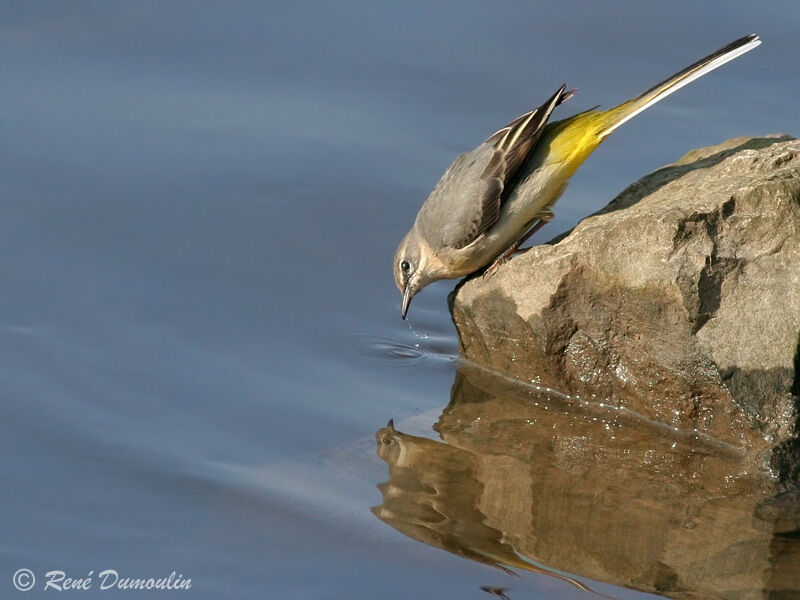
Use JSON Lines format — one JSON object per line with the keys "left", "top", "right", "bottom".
{"left": 350, "top": 333, "right": 457, "bottom": 367}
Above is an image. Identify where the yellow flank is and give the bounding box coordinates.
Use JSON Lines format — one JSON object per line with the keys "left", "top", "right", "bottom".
{"left": 539, "top": 110, "right": 607, "bottom": 177}
{"left": 539, "top": 97, "right": 643, "bottom": 179}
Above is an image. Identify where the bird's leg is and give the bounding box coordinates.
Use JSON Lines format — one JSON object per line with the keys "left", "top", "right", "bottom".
{"left": 484, "top": 209, "right": 554, "bottom": 276}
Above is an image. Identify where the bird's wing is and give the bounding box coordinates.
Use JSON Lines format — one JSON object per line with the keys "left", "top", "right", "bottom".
{"left": 423, "top": 85, "right": 573, "bottom": 250}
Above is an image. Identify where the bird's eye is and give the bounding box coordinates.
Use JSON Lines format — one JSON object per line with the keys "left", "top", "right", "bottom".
{"left": 400, "top": 261, "right": 410, "bottom": 272}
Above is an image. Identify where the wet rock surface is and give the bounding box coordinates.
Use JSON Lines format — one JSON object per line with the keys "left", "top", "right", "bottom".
{"left": 450, "top": 136, "right": 800, "bottom": 472}
{"left": 375, "top": 365, "right": 800, "bottom": 599}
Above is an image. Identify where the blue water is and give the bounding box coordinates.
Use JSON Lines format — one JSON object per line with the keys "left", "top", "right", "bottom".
{"left": 2, "top": 2, "right": 799, "bottom": 598}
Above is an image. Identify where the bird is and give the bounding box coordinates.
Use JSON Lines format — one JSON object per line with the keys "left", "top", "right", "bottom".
{"left": 393, "top": 34, "right": 761, "bottom": 319}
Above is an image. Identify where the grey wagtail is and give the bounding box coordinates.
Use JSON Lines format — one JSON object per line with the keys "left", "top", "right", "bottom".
{"left": 394, "top": 34, "right": 760, "bottom": 319}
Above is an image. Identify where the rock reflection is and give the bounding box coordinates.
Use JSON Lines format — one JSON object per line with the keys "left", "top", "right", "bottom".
{"left": 374, "top": 365, "right": 800, "bottom": 599}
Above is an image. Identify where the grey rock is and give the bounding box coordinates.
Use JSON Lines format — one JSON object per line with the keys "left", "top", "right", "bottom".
{"left": 450, "top": 135, "right": 800, "bottom": 472}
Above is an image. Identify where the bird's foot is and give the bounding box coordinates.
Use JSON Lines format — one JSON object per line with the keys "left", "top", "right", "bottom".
{"left": 483, "top": 246, "right": 527, "bottom": 278}
{"left": 482, "top": 259, "right": 503, "bottom": 278}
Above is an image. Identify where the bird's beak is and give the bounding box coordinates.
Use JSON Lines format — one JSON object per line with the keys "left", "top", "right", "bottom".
{"left": 401, "top": 284, "right": 413, "bottom": 320}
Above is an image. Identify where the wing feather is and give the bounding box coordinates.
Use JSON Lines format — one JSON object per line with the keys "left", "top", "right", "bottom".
{"left": 419, "top": 85, "right": 573, "bottom": 249}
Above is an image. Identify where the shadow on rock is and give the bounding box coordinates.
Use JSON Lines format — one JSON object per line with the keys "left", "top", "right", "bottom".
{"left": 373, "top": 364, "right": 800, "bottom": 600}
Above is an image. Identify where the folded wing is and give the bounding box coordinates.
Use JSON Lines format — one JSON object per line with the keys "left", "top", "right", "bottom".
{"left": 421, "top": 85, "right": 573, "bottom": 250}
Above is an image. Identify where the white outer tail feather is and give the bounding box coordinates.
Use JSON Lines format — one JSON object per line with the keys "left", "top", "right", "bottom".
{"left": 599, "top": 35, "right": 761, "bottom": 140}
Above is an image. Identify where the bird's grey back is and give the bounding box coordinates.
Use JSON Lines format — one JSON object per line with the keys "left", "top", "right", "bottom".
{"left": 413, "top": 86, "right": 569, "bottom": 254}
{"left": 416, "top": 142, "right": 502, "bottom": 250}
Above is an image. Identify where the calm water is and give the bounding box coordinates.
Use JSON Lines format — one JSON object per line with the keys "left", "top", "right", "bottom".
{"left": 2, "top": 2, "right": 799, "bottom": 598}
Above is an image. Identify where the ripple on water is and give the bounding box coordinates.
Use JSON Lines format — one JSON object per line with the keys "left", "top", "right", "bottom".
{"left": 350, "top": 333, "right": 457, "bottom": 368}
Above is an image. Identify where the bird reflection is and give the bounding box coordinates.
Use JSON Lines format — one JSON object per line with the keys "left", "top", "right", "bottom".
{"left": 374, "top": 418, "right": 614, "bottom": 597}
{"left": 373, "top": 364, "right": 800, "bottom": 599}
{"left": 375, "top": 419, "right": 517, "bottom": 576}
{"left": 480, "top": 586, "right": 511, "bottom": 600}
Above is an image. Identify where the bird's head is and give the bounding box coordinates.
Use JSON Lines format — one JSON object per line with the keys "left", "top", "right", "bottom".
{"left": 393, "top": 228, "right": 441, "bottom": 319}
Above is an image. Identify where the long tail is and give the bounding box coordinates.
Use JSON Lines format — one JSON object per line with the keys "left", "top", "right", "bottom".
{"left": 597, "top": 34, "right": 760, "bottom": 140}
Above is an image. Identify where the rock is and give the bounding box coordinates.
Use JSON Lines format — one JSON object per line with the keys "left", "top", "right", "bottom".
{"left": 449, "top": 135, "right": 800, "bottom": 472}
